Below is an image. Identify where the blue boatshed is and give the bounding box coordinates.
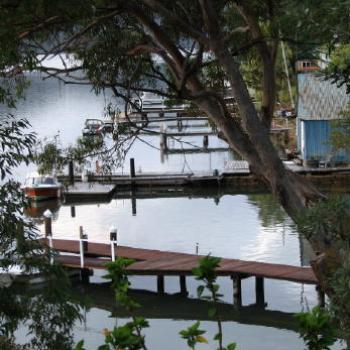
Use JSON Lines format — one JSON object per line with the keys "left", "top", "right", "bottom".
{"left": 296, "top": 66, "right": 350, "bottom": 165}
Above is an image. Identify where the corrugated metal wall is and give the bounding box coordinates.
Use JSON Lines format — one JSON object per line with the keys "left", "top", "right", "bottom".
{"left": 301, "top": 119, "right": 350, "bottom": 162}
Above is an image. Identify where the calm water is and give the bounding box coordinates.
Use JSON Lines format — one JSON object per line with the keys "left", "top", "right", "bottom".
{"left": 6, "top": 74, "right": 343, "bottom": 349}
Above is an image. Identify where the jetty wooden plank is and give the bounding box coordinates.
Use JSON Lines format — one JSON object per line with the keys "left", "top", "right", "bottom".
{"left": 43, "top": 238, "right": 318, "bottom": 285}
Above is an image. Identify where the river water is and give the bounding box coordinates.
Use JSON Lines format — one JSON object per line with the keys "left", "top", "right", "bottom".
{"left": 5, "top": 74, "right": 343, "bottom": 349}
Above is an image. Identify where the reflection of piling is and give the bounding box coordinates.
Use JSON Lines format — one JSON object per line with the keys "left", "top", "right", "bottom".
{"left": 177, "top": 119, "right": 183, "bottom": 131}
{"left": 131, "top": 196, "right": 137, "bottom": 216}
{"left": 68, "top": 160, "right": 74, "bottom": 185}
{"left": 160, "top": 133, "right": 167, "bottom": 152}
{"left": 203, "top": 135, "right": 209, "bottom": 149}
{"left": 316, "top": 285, "right": 325, "bottom": 307}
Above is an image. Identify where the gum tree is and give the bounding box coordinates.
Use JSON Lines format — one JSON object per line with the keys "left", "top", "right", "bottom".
{"left": 1, "top": 0, "right": 350, "bottom": 303}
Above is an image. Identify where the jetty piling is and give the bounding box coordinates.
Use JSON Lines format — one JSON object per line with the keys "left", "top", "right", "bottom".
{"left": 231, "top": 274, "right": 242, "bottom": 307}
{"left": 68, "top": 160, "right": 74, "bottom": 185}
{"left": 255, "top": 277, "right": 265, "bottom": 308}
{"left": 157, "top": 275, "right": 165, "bottom": 294}
{"left": 179, "top": 275, "right": 188, "bottom": 295}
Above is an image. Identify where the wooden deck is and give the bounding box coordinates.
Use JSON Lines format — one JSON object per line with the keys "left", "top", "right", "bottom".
{"left": 42, "top": 238, "right": 318, "bottom": 285}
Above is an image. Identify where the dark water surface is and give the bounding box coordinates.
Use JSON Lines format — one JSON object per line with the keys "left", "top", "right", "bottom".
{"left": 7, "top": 74, "right": 343, "bottom": 349}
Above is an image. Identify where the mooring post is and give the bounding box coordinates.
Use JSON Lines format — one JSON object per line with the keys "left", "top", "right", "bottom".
{"left": 231, "top": 275, "right": 242, "bottom": 307}
{"left": 110, "top": 226, "right": 118, "bottom": 262}
{"left": 157, "top": 275, "right": 165, "bottom": 293}
{"left": 255, "top": 277, "right": 265, "bottom": 308}
{"left": 179, "top": 275, "right": 188, "bottom": 296}
{"left": 130, "top": 158, "right": 136, "bottom": 178}
{"left": 68, "top": 160, "right": 74, "bottom": 184}
{"left": 70, "top": 206, "right": 76, "bottom": 218}
{"left": 43, "top": 209, "right": 53, "bottom": 238}
{"left": 43, "top": 209, "right": 54, "bottom": 265}
{"left": 316, "top": 285, "right": 325, "bottom": 307}
{"left": 203, "top": 135, "right": 209, "bottom": 149}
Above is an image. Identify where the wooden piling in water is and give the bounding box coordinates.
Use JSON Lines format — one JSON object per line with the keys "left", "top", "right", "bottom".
{"left": 68, "top": 160, "right": 74, "bottom": 185}
{"left": 179, "top": 275, "right": 187, "bottom": 295}
{"left": 231, "top": 275, "right": 242, "bottom": 307}
{"left": 255, "top": 277, "right": 265, "bottom": 308}
{"left": 157, "top": 275, "right": 165, "bottom": 293}
{"left": 130, "top": 158, "right": 136, "bottom": 178}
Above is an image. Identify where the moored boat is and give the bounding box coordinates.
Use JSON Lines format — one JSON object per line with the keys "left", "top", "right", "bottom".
{"left": 22, "top": 173, "right": 62, "bottom": 201}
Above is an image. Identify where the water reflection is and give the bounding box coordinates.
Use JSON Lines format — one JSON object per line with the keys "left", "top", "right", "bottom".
{"left": 1, "top": 269, "right": 84, "bottom": 349}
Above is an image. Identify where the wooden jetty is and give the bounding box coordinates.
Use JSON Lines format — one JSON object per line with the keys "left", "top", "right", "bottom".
{"left": 41, "top": 234, "right": 324, "bottom": 308}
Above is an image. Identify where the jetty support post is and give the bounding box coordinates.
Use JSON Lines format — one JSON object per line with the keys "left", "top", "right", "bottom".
{"left": 255, "top": 277, "right": 266, "bottom": 308}
{"left": 179, "top": 275, "right": 188, "bottom": 296}
{"left": 231, "top": 274, "right": 242, "bottom": 308}
{"left": 110, "top": 226, "right": 118, "bottom": 262}
{"left": 43, "top": 209, "right": 54, "bottom": 265}
{"left": 130, "top": 158, "right": 136, "bottom": 179}
{"left": 316, "top": 285, "right": 325, "bottom": 307}
{"left": 68, "top": 160, "right": 74, "bottom": 185}
{"left": 157, "top": 275, "right": 165, "bottom": 294}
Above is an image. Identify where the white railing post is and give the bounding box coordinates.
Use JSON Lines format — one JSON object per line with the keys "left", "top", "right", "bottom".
{"left": 79, "top": 226, "right": 87, "bottom": 268}
{"left": 110, "top": 226, "right": 118, "bottom": 262}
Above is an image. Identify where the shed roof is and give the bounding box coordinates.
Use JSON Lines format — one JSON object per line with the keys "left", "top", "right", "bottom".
{"left": 297, "top": 73, "right": 350, "bottom": 120}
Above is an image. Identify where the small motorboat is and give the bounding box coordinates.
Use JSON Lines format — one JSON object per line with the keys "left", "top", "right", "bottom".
{"left": 82, "top": 118, "right": 104, "bottom": 136}
{"left": 22, "top": 173, "right": 62, "bottom": 201}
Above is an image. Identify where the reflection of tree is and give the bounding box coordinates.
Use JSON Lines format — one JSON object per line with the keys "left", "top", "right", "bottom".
{"left": 0, "top": 272, "right": 84, "bottom": 350}
{"left": 247, "top": 194, "right": 288, "bottom": 229}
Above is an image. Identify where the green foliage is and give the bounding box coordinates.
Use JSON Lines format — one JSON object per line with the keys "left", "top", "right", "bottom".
{"left": 190, "top": 255, "right": 237, "bottom": 350}
{"left": 35, "top": 141, "right": 65, "bottom": 174}
{"left": 325, "top": 45, "right": 350, "bottom": 94}
{"left": 0, "top": 114, "right": 84, "bottom": 349}
{"left": 0, "top": 116, "right": 35, "bottom": 179}
{"left": 329, "top": 103, "right": 350, "bottom": 155}
{"left": 99, "top": 258, "right": 149, "bottom": 349}
{"left": 297, "top": 196, "right": 350, "bottom": 247}
{"left": 329, "top": 256, "right": 350, "bottom": 341}
{"left": 296, "top": 307, "right": 337, "bottom": 350}
{"left": 98, "top": 318, "right": 149, "bottom": 350}
{"left": 179, "top": 321, "right": 207, "bottom": 349}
